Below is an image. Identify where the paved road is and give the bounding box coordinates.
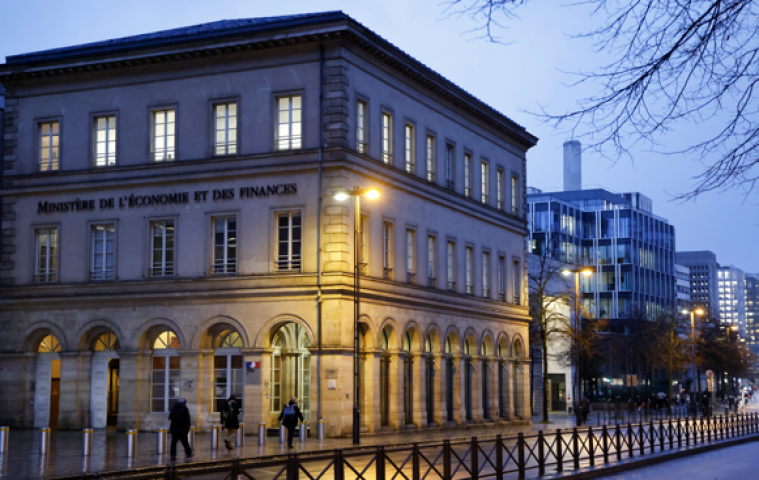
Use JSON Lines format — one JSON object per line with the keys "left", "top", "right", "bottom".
{"left": 602, "top": 441, "right": 759, "bottom": 479}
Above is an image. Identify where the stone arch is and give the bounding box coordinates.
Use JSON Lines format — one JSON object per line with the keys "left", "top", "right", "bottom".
{"left": 402, "top": 321, "right": 423, "bottom": 352}
{"left": 424, "top": 324, "right": 443, "bottom": 353}
{"left": 512, "top": 335, "right": 526, "bottom": 359}
{"left": 254, "top": 314, "right": 314, "bottom": 349}
{"left": 133, "top": 318, "right": 189, "bottom": 350}
{"left": 17, "top": 321, "right": 68, "bottom": 352}
{"left": 480, "top": 331, "right": 495, "bottom": 357}
{"left": 462, "top": 328, "right": 478, "bottom": 357}
{"left": 497, "top": 332, "right": 511, "bottom": 358}
{"left": 358, "top": 314, "right": 376, "bottom": 352}
{"left": 193, "top": 315, "right": 251, "bottom": 349}
{"left": 73, "top": 320, "right": 127, "bottom": 351}
{"left": 378, "top": 318, "right": 401, "bottom": 351}
{"left": 444, "top": 326, "right": 461, "bottom": 354}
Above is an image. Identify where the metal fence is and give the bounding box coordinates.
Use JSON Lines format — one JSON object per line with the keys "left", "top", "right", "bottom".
{"left": 57, "top": 413, "right": 759, "bottom": 480}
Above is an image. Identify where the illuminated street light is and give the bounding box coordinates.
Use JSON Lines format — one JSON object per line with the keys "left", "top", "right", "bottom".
{"left": 562, "top": 266, "right": 594, "bottom": 425}
{"left": 682, "top": 308, "right": 705, "bottom": 412}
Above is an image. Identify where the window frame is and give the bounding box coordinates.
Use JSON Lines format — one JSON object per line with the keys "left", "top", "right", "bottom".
{"left": 464, "top": 152, "right": 473, "bottom": 198}
{"left": 496, "top": 168, "right": 505, "bottom": 210}
{"left": 150, "top": 106, "right": 177, "bottom": 163}
{"left": 36, "top": 117, "right": 62, "bottom": 172}
{"left": 211, "top": 214, "right": 238, "bottom": 275}
{"left": 511, "top": 174, "right": 520, "bottom": 216}
{"left": 447, "top": 240, "right": 456, "bottom": 291}
{"left": 465, "top": 245, "right": 474, "bottom": 295}
{"left": 426, "top": 133, "right": 436, "bottom": 183}
{"left": 356, "top": 98, "right": 369, "bottom": 154}
{"left": 445, "top": 143, "right": 455, "bottom": 190}
{"left": 149, "top": 218, "right": 176, "bottom": 278}
{"left": 383, "top": 222, "right": 394, "bottom": 280}
{"left": 482, "top": 250, "right": 490, "bottom": 298}
{"left": 33, "top": 225, "right": 60, "bottom": 284}
{"left": 90, "top": 112, "right": 118, "bottom": 168}
{"left": 275, "top": 93, "right": 303, "bottom": 151}
{"left": 406, "top": 228, "right": 416, "bottom": 284}
{"left": 89, "top": 222, "right": 117, "bottom": 282}
{"left": 404, "top": 122, "right": 416, "bottom": 174}
{"left": 427, "top": 234, "right": 437, "bottom": 288}
{"left": 481, "top": 160, "right": 489, "bottom": 205}
{"left": 513, "top": 258, "right": 521, "bottom": 304}
{"left": 381, "top": 110, "right": 393, "bottom": 165}
{"left": 274, "top": 210, "right": 303, "bottom": 272}
{"left": 210, "top": 99, "right": 239, "bottom": 157}
{"left": 151, "top": 335, "right": 181, "bottom": 413}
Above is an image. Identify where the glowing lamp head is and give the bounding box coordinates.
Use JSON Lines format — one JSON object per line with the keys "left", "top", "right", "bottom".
{"left": 562, "top": 270, "right": 571, "bottom": 277}
{"left": 681, "top": 309, "right": 690, "bottom": 315}
{"left": 334, "top": 192, "right": 349, "bottom": 201}
{"left": 364, "top": 189, "right": 380, "bottom": 200}
{"left": 695, "top": 309, "right": 704, "bottom": 316}
{"left": 581, "top": 269, "right": 593, "bottom": 277}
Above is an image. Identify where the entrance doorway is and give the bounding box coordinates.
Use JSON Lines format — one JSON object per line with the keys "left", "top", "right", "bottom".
{"left": 269, "top": 323, "right": 311, "bottom": 423}
{"left": 50, "top": 360, "right": 61, "bottom": 429}
{"left": 107, "top": 359, "right": 120, "bottom": 426}
{"left": 34, "top": 335, "right": 62, "bottom": 429}
{"left": 91, "top": 333, "right": 120, "bottom": 428}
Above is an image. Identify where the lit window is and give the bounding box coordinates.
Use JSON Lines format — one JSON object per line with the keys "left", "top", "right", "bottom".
{"left": 35, "top": 228, "right": 58, "bottom": 283}
{"left": 39, "top": 122, "right": 60, "bottom": 171}
{"left": 405, "top": 124, "right": 415, "bottom": 174}
{"left": 212, "top": 216, "right": 237, "bottom": 275}
{"left": 152, "top": 337, "right": 180, "bottom": 413}
{"left": 481, "top": 161, "right": 489, "bottom": 204}
{"left": 90, "top": 225, "right": 115, "bottom": 281}
{"left": 496, "top": 169, "right": 505, "bottom": 210}
{"left": 94, "top": 115, "right": 117, "bottom": 167}
{"left": 511, "top": 175, "right": 519, "bottom": 215}
{"left": 276, "top": 95, "right": 302, "bottom": 150}
{"left": 464, "top": 154, "right": 472, "bottom": 197}
{"left": 357, "top": 100, "right": 368, "bottom": 154}
{"left": 94, "top": 333, "right": 119, "bottom": 351}
{"left": 38, "top": 335, "right": 61, "bottom": 353}
{"left": 382, "top": 113, "right": 393, "bottom": 164}
{"left": 151, "top": 220, "right": 175, "bottom": 277}
{"left": 214, "top": 103, "right": 237, "bottom": 156}
{"left": 152, "top": 109, "right": 175, "bottom": 162}
{"left": 465, "top": 246, "right": 474, "bottom": 294}
{"left": 426, "top": 135, "right": 436, "bottom": 182}
{"left": 406, "top": 229, "right": 416, "bottom": 283}
{"left": 276, "top": 211, "right": 302, "bottom": 271}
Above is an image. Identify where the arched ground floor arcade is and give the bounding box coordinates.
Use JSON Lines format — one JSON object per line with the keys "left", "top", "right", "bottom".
{"left": 0, "top": 296, "right": 531, "bottom": 437}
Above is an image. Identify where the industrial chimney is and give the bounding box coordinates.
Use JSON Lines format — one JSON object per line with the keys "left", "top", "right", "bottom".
{"left": 563, "top": 140, "right": 582, "bottom": 191}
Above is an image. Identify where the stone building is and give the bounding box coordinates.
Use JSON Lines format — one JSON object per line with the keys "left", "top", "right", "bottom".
{"left": 0, "top": 12, "right": 537, "bottom": 436}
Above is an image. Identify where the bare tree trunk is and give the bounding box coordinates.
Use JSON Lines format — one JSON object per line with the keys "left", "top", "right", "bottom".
{"left": 542, "top": 336, "right": 549, "bottom": 423}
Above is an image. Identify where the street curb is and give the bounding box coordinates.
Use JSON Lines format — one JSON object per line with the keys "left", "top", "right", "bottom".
{"left": 531, "top": 433, "right": 759, "bottom": 480}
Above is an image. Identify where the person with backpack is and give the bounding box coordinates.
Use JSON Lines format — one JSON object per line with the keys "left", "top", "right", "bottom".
{"left": 278, "top": 397, "right": 304, "bottom": 448}
{"left": 168, "top": 397, "right": 194, "bottom": 461}
{"left": 220, "top": 394, "right": 240, "bottom": 451}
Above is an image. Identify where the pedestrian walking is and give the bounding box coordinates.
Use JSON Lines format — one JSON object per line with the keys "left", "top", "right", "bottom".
{"left": 168, "top": 397, "right": 194, "bottom": 461}
{"left": 278, "top": 397, "right": 304, "bottom": 448}
{"left": 221, "top": 394, "right": 241, "bottom": 451}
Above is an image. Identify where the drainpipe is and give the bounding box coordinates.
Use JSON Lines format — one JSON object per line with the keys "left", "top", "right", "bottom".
{"left": 316, "top": 42, "right": 325, "bottom": 422}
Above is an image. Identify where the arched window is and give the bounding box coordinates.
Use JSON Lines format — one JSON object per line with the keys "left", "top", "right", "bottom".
{"left": 213, "top": 330, "right": 243, "bottom": 412}
{"left": 94, "top": 332, "right": 119, "bottom": 351}
{"left": 152, "top": 330, "right": 180, "bottom": 413}
{"left": 38, "top": 335, "right": 61, "bottom": 353}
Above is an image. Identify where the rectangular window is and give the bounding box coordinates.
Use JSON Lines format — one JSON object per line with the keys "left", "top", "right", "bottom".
{"left": 465, "top": 246, "right": 474, "bottom": 294}
{"left": 152, "top": 109, "right": 176, "bottom": 162}
{"left": 213, "top": 355, "right": 243, "bottom": 412}
{"left": 513, "top": 260, "right": 521, "bottom": 304}
{"left": 93, "top": 115, "right": 117, "bottom": 167}
{"left": 447, "top": 241, "right": 456, "bottom": 291}
{"left": 427, "top": 235, "right": 437, "bottom": 288}
{"left": 382, "top": 113, "right": 393, "bottom": 164}
{"left": 445, "top": 144, "right": 454, "bottom": 189}
{"left": 481, "top": 161, "right": 489, "bottom": 204}
{"left": 151, "top": 356, "right": 180, "bottom": 413}
{"left": 276, "top": 211, "right": 302, "bottom": 271}
{"left": 90, "top": 224, "right": 115, "bottom": 281}
{"left": 276, "top": 95, "right": 302, "bottom": 150}
{"left": 39, "top": 122, "right": 60, "bottom": 171}
{"left": 464, "top": 154, "right": 472, "bottom": 197}
{"left": 482, "top": 251, "right": 490, "bottom": 298}
{"left": 357, "top": 100, "right": 367, "bottom": 154}
{"left": 383, "top": 223, "right": 393, "bottom": 279}
{"left": 214, "top": 103, "right": 237, "bottom": 156}
{"left": 497, "top": 169, "right": 505, "bottom": 210}
{"left": 359, "top": 214, "right": 368, "bottom": 275}
{"left": 405, "top": 124, "right": 415, "bottom": 174}
{"left": 212, "top": 216, "right": 237, "bottom": 275}
{"left": 498, "top": 256, "right": 506, "bottom": 301}
{"left": 406, "top": 229, "right": 416, "bottom": 284}
{"left": 35, "top": 228, "right": 58, "bottom": 283}
{"left": 426, "top": 135, "right": 436, "bottom": 182}
{"left": 511, "top": 175, "right": 519, "bottom": 215}
{"left": 151, "top": 220, "right": 175, "bottom": 277}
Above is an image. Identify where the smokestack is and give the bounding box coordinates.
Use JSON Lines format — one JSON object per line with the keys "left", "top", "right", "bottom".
{"left": 563, "top": 140, "right": 582, "bottom": 191}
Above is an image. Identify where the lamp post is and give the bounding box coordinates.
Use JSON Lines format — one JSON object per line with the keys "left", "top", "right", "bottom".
{"left": 682, "top": 308, "right": 704, "bottom": 413}
{"left": 562, "top": 267, "right": 593, "bottom": 426}
{"left": 333, "top": 186, "right": 380, "bottom": 445}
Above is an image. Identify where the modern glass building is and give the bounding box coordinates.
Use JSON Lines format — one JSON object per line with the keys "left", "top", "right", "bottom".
{"left": 527, "top": 188, "right": 676, "bottom": 321}
{"left": 717, "top": 266, "right": 747, "bottom": 336}
{"left": 746, "top": 274, "right": 759, "bottom": 354}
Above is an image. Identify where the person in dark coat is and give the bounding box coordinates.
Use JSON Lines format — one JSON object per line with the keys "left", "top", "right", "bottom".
{"left": 221, "top": 394, "right": 241, "bottom": 451}
{"left": 168, "top": 397, "right": 193, "bottom": 460}
{"left": 278, "top": 397, "right": 304, "bottom": 448}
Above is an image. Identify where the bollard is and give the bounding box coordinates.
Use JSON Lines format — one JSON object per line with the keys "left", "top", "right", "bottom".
{"left": 258, "top": 422, "right": 266, "bottom": 446}
{"left": 189, "top": 426, "right": 195, "bottom": 450}
{"left": 126, "top": 430, "right": 137, "bottom": 458}
{"left": 82, "top": 429, "right": 93, "bottom": 456}
{"left": 157, "top": 428, "right": 167, "bottom": 455}
{"left": 299, "top": 422, "right": 307, "bottom": 443}
{"left": 235, "top": 423, "right": 244, "bottom": 447}
{"left": 318, "top": 419, "right": 325, "bottom": 441}
{"left": 39, "top": 428, "right": 50, "bottom": 455}
{"left": 280, "top": 424, "right": 287, "bottom": 444}
{"left": 211, "top": 425, "right": 220, "bottom": 450}
{"left": 0, "top": 426, "right": 8, "bottom": 454}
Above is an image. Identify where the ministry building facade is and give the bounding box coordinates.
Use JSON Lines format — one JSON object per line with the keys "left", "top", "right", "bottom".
{"left": 0, "top": 12, "right": 537, "bottom": 436}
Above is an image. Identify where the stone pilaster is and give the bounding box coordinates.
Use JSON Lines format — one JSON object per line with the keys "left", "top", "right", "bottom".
{"left": 0, "top": 353, "right": 33, "bottom": 428}
{"left": 323, "top": 170, "right": 351, "bottom": 273}
{"left": 413, "top": 353, "right": 425, "bottom": 428}
{"left": 177, "top": 349, "right": 203, "bottom": 430}
{"left": 240, "top": 347, "right": 265, "bottom": 433}
{"left": 58, "top": 351, "right": 92, "bottom": 429}
{"left": 116, "top": 349, "right": 149, "bottom": 431}
{"left": 323, "top": 58, "right": 349, "bottom": 149}
{"left": 1, "top": 195, "right": 16, "bottom": 286}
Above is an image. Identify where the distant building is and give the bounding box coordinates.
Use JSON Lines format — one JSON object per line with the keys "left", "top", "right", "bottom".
{"left": 718, "top": 266, "right": 747, "bottom": 336}
{"left": 676, "top": 251, "right": 720, "bottom": 321}
{"left": 746, "top": 274, "right": 759, "bottom": 354}
{"left": 675, "top": 264, "right": 692, "bottom": 311}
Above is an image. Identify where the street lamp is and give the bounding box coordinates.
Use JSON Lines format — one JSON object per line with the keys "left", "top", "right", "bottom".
{"left": 562, "top": 267, "right": 593, "bottom": 425}
{"left": 682, "top": 308, "right": 704, "bottom": 414}
{"left": 333, "top": 186, "right": 380, "bottom": 445}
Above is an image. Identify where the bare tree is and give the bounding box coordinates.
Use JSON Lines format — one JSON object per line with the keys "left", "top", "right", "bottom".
{"left": 443, "top": 0, "right": 759, "bottom": 199}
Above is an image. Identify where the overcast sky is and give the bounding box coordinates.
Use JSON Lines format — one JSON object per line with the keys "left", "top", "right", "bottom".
{"left": 2, "top": 0, "right": 756, "bottom": 272}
